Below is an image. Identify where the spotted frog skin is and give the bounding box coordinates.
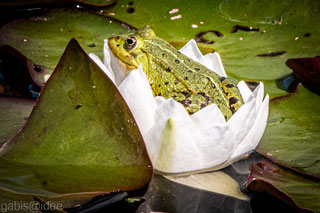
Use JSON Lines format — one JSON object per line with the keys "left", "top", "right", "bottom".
{"left": 108, "top": 27, "right": 243, "bottom": 120}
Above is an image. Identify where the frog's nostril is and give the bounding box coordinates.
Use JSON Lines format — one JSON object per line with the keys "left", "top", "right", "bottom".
{"left": 116, "top": 36, "right": 120, "bottom": 40}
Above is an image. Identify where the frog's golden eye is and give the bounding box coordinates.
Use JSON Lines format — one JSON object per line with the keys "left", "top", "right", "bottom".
{"left": 125, "top": 36, "right": 137, "bottom": 50}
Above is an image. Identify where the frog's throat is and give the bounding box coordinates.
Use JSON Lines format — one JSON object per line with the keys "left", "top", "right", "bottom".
{"left": 115, "top": 57, "right": 137, "bottom": 75}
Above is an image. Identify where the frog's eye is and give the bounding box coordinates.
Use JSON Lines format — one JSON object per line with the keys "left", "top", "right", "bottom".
{"left": 125, "top": 36, "right": 137, "bottom": 50}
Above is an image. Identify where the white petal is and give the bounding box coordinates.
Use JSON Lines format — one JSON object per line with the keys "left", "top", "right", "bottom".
{"left": 179, "top": 40, "right": 226, "bottom": 77}
{"left": 154, "top": 98, "right": 190, "bottom": 124}
{"left": 89, "top": 53, "right": 115, "bottom": 83}
{"left": 179, "top": 39, "right": 203, "bottom": 62}
{"left": 237, "top": 81, "right": 252, "bottom": 103}
{"left": 118, "top": 66, "right": 156, "bottom": 136}
{"left": 230, "top": 94, "right": 269, "bottom": 159}
{"left": 154, "top": 96, "right": 167, "bottom": 107}
{"left": 196, "top": 124, "right": 235, "bottom": 170}
{"left": 227, "top": 99, "right": 257, "bottom": 154}
{"left": 203, "top": 52, "right": 227, "bottom": 77}
{"left": 191, "top": 104, "right": 226, "bottom": 129}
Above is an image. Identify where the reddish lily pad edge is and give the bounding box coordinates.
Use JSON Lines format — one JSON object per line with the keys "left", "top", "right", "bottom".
{"left": 246, "top": 158, "right": 319, "bottom": 213}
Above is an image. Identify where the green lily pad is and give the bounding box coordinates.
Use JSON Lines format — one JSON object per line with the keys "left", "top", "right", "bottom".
{"left": 0, "top": 8, "right": 135, "bottom": 74}
{"left": 257, "top": 85, "right": 320, "bottom": 177}
{"left": 0, "top": 97, "right": 34, "bottom": 146}
{"left": 103, "top": 0, "right": 320, "bottom": 98}
{"left": 0, "top": 38, "right": 152, "bottom": 208}
{"left": 247, "top": 158, "right": 320, "bottom": 212}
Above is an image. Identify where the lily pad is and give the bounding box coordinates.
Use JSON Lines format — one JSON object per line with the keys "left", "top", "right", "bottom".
{"left": 257, "top": 85, "right": 320, "bottom": 177}
{"left": 0, "top": 38, "right": 152, "bottom": 207}
{"left": 247, "top": 159, "right": 320, "bottom": 212}
{"left": 0, "top": 97, "right": 34, "bottom": 146}
{"left": 103, "top": 0, "right": 320, "bottom": 98}
{"left": 0, "top": 8, "right": 135, "bottom": 74}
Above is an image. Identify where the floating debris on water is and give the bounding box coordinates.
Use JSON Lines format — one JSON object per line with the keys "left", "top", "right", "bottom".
{"left": 195, "top": 30, "right": 224, "bottom": 44}
{"left": 127, "top": 7, "right": 135, "bottom": 13}
{"left": 304, "top": 33, "right": 311, "bottom": 37}
{"left": 257, "top": 51, "right": 286, "bottom": 57}
{"left": 231, "top": 25, "right": 259, "bottom": 33}
{"left": 169, "top": 8, "right": 179, "bottom": 14}
{"left": 75, "top": 104, "right": 82, "bottom": 110}
{"left": 191, "top": 24, "right": 198, "bottom": 28}
{"left": 88, "top": 43, "right": 96, "bottom": 48}
{"left": 170, "top": 14, "right": 182, "bottom": 20}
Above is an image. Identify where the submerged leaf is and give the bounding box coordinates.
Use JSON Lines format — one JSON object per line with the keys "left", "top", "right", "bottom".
{"left": 0, "top": 39, "right": 152, "bottom": 207}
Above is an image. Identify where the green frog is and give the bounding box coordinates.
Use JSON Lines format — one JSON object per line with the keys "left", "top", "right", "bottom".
{"left": 108, "top": 27, "right": 243, "bottom": 120}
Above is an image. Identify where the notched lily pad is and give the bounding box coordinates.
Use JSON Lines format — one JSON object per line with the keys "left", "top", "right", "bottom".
{"left": 247, "top": 159, "right": 320, "bottom": 213}
{"left": 0, "top": 38, "right": 152, "bottom": 208}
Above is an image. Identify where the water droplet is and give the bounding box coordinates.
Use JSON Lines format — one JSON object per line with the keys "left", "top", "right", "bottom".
{"left": 191, "top": 24, "right": 198, "bottom": 28}
{"left": 92, "top": 85, "right": 96, "bottom": 88}
{"left": 108, "top": 12, "right": 115, "bottom": 16}
{"left": 23, "top": 38, "right": 28, "bottom": 42}
{"left": 239, "top": 37, "right": 243, "bottom": 41}
{"left": 295, "top": 36, "right": 299, "bottom": 40}
{"left": 76, "top": 4, "right": 80, "bottom": 8}
{"left": 200, "top": 21, "right": 204, "bottom": 24}
{"left": 109, "top": 20, "right": 112, "bottom": 24}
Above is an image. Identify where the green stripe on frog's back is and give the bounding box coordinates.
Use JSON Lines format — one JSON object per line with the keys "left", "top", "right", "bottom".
{"left": 143, "top": 38, "right": 229, "bottom": 107}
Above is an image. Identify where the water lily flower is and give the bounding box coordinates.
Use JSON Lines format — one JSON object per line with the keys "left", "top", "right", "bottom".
{"left": 89, "top": 39, "right": 269, "bottom": 174}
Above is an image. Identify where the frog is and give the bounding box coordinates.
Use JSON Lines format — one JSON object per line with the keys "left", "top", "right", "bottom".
{"left": 108, "top": 27, "right": 243, "bottom": 120}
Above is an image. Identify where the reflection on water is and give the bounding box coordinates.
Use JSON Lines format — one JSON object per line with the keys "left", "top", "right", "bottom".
{"left": 0, "top": 159, "right": 150, "bottom": 201}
